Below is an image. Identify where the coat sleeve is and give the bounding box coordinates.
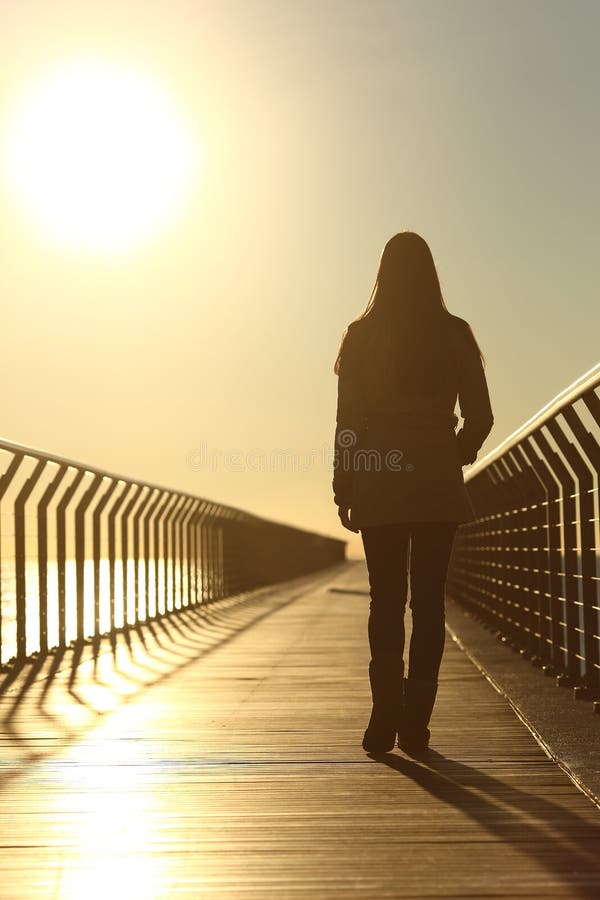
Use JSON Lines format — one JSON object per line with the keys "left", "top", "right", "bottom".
{"left": 332, "top": 325, "right": 365, "bottom": 508}
{"left": 455, "top": 329, "right": 494, "bottom": 466}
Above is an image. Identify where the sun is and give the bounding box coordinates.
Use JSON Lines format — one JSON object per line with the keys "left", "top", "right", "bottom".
{"left": 2, "top": 58, "right": 198, "bottom": 255}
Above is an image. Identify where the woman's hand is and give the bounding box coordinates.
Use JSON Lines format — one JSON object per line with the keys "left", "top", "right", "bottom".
{"left": 338, "top": 505, "right": 359, "bottom": 533}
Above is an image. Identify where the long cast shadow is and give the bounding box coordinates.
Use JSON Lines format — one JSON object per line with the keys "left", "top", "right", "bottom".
{"left": 368, "top": 747, "right": 600, "bottom": 897}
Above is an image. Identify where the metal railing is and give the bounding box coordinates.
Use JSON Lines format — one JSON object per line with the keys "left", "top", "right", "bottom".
{"left": 0, "top": 437, "right": 346, "bottom": 668}
{"left": 447, "top": 362, "right": 600, "bottom": 704}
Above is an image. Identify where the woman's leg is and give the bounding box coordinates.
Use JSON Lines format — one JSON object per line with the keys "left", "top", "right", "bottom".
{"left": 407, "top": 521, "right": 459, "bottom": 681}
{"left": 360, "top": 523, "right": 411, "bottom": 751}
{"left": 361, "top": 523, "right": 411, "bottom": 661}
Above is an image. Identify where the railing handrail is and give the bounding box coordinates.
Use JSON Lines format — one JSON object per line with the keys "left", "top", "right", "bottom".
{"left": 466, "top": 360, "right": 600, "bottom": 479}
{"left": 0, "top": 434, "right": 342, "bottom": 544}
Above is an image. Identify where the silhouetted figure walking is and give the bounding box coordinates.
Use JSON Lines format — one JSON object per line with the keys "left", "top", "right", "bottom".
{"left": 332, "top": 231, "right": 494, "bottom": 756}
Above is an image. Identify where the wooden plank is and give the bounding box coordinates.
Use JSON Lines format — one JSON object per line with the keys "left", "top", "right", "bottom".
{"left": 0, "top": 560, "right": 599, "bottom": 898}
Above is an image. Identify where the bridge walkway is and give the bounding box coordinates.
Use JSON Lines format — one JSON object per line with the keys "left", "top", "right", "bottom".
{"left": 1, "top": 560, "right": 599, "bottom": 898}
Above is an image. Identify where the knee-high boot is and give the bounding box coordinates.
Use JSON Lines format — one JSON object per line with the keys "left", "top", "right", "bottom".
{"left": 397, "top": 676, "right": 439, "bottom": 755}
{"left": 362, "top": 652, "right": 405, "bottom": 753}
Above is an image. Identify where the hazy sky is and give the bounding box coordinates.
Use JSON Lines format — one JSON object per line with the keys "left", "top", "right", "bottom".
{"left": 1, "top": 0, "right": 599, "bottom": 558}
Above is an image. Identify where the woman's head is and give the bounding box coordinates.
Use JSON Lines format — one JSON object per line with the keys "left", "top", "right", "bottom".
{"left": 367, "top": 231, "right": 447, "bottom": 319}
{"left": 334, "top": 231, "right": 485, "bottom": 398}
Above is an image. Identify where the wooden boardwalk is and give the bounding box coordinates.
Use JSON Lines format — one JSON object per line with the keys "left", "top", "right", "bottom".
{"left": 1, "top": 559, "right": 600, "bottom": 898}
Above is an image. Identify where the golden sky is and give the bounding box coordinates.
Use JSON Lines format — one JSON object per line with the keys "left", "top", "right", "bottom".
{"left": 1, "top": 1, "right": 599, "bottom": 558}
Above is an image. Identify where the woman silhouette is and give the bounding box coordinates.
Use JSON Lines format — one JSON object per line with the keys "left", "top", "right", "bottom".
{"left": 332, "top": 231, "right": 494, "bottom": 756}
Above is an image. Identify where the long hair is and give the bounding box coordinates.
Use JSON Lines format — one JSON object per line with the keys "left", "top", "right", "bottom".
{"left": 334, "top": 231, "right": 486, "bottom": 400}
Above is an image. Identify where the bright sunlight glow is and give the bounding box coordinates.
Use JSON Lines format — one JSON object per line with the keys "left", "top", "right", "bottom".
{"left": 2, "top": 58, "right": 198, "bottom": 255}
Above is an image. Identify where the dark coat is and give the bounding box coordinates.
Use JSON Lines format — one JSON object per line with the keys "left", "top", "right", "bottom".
{"left": 332, "top": 315, "right": 494, "bottom": 527}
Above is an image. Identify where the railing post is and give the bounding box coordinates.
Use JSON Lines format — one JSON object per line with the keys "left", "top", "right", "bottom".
{"left": 37, "top": 464, "right": 69, "bottom": 655}
{"left": 549, "top": 410, "right": 600, "bottom": 697}
{"left": 92, "top": 480, "right": 118, "bottom": 642}
{"left": 14, "top": 459, "right": 46, "bottom": 660}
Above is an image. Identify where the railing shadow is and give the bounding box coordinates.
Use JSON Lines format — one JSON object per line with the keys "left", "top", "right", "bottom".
{"left": 0, "top": 562, "right": 347, "bottom": 793}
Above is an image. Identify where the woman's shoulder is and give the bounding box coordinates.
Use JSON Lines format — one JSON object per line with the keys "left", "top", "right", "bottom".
{"left": 447, "top": 314, "right": 478, "bottom": 354}
{"left": 346, "top": 315, "right": 377, "bottom": 341}
{"left": 447, "top": 313, "right": 470, "bottom": 334}
{"left": 342, "top": 317, "right": 368, "bottom": 347}
{"left": 336, "top": 319, "right": 363, "bottom": 372}
{"left": 346, "top": 317, "right": 366, "bottom": 333}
